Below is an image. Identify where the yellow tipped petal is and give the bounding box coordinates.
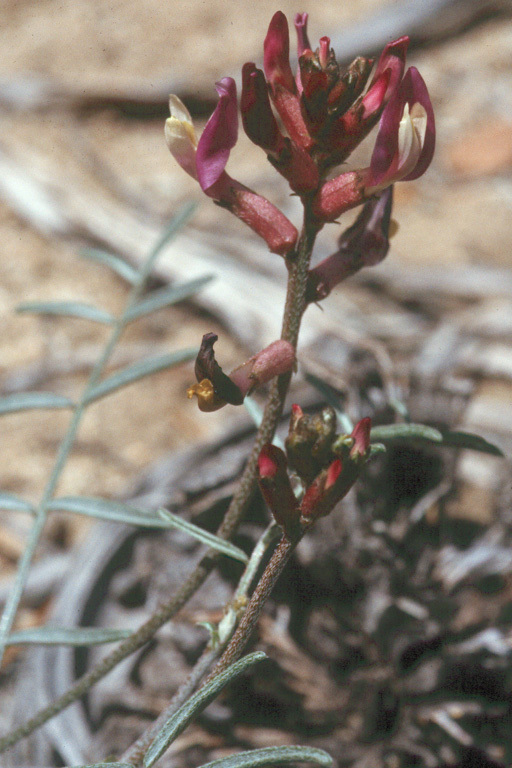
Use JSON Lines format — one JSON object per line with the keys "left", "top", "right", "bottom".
{"left": 186, "top": 379, "right": 226, "bottom": 412}
{"left": 165, "top": 95, "right": 198, "bottom": 179}
{"left": 397, "top": 101, "right": 426, "bottom": 179}
{"left": 168, "top": 95, "right": 195, "bottom": 127}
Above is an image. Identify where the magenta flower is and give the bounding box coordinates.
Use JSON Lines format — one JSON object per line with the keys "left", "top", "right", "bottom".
{"left": 195, "top": 78, "right": 238, "bottom": 196}
{"left": 166, "top": 13, "right": 435, "bottom": 248}
{"left": 366, "top": 67, "right": 435, "bottom": 192}
{"left": 165, "top": 79, "right": 298, "bottom": 255}
{"left": 165, "top": 77, "right": 238, "bottom": 199}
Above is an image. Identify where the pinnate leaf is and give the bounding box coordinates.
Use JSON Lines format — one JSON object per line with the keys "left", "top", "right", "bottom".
{"left": 48, "top": 496, "right": 172, "bottom": 528}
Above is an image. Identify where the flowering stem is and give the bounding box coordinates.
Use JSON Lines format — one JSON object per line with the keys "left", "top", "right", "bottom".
{"left": 0, "top": 208, "right": 319, "bottom": 756}
{"left": 121, "top": 521, "right": 281, "bottom": 767}
{"left": 202, "top": 533, "right": 297, "bottom": 684}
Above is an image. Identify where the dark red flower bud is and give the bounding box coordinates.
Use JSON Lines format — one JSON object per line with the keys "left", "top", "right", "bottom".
{"left": 258, "top": 444, "right": 298, "bottom": 536}
{"left": 241, "top": 63, "right": 285, "bottom": 153}
{"left": 263, "top": 13, "right": 313, "bottom": 150}
{"left": 307, "top": 187, "right": 394, "bottom": 302}
{"left": 300, "top": 417, "right": 373, "bottom": 521}
{"left": 285, "top": 405, "right": 337, "bottom": 484}
{"left": 300, "top": 457, "right": 345, "bottom": 520}
{"left": 263, "top": 11, "right": 296, "bottom": 94}
{"left": 326, "top": 57, "right": 374, "bottom": 113}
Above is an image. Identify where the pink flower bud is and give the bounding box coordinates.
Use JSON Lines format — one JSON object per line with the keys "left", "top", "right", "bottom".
{"left": 294, "top": 13, "right": 311, "bottom": 58}
{"left": 263, "top": 11, "right": 296, "bottom": 94}
{"left": 258, "top": 444, "right": 298, "bottom": 535}
{"left": 318, "top": 36, "right": 331, "bottom": 70}
{"left": 350, "top": 417, "right": 372, "bottom": 460}
{"left": 229, "top": 340, "right": 295, "bottom": 394}
{"left": 219, "top": 179, "right": 298, "bottom": 255}
{"left": 311, "top": 170, "right": 366, "bottom": 223}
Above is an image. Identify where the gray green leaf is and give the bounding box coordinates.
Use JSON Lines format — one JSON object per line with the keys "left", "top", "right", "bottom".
{"left": 17, "top": 300, "right": 114, "bottom": 325}
{"left": 440, "top": 430, "right": 504, "bottom": 457}
{"left": 80, "top": 247, "right": 139, "bottom": 285}
{"left": 84, "top": 349, "right": 195, "bottom": 403}
{"left": 48, "top": 496, "right": 171, "bottom": 528}
{"left": 5, "top": 626, "right": 132, "bottom": 646}
{"left": 124, "top": 275, "right": 213, "bottom": 323}
{"left": 158, "top": 508, "right": 248, "bottom": 563}
{"left": 70, "top": 763, "right": 134, "bottom": 768}
{"left": 0, "top": 392, "right": 75, "bottom": 416}
{"left": 370, "top": 423, "right": 443, "bottom": 443}
{"left": 144, "top": 652, "right": 267, "bottom": 767}
{"left": 0, "top": 492, "right": 35, "bottom": 513}
{"left": 197, "top": 746, "right": 334, "bottom": 768}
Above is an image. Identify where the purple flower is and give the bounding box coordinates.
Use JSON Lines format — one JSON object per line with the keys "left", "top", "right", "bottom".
{"left": 195, "top": 78, "right": 238, "bottom": 195}
{"left": 366, "top": 67, "right": 435, "bottom": 191}
{"left": 165, "top": 79, "right": 298, "bottom": 255}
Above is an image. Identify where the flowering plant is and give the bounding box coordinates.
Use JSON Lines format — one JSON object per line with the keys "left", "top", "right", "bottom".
{"left": 1, "top": 11, "right": 456, "bottom": 768}
{"left": 163, "top": 9, "right": 436, "bottom": 678}
{"left": 162, "top": 9, "right": 436, "bottom": 703}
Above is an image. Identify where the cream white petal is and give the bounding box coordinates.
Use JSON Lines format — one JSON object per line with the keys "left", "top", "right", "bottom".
{"left": 165, "top": 97, "right": 198, "bottom": 180}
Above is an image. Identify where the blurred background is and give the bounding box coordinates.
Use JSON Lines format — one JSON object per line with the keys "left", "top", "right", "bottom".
{"left": 1, "top": 1, "right": 512, "bottom": 766}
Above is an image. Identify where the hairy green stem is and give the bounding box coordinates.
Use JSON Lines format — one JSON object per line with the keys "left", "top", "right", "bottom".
{"left": 122, "top": 522, "right": 280, "bottom": 766}
{"left": 203, "top": 534, "right": 296, "bottom": 684}
{"left": 0, "top": 212, "right": 318, "bottom": 755}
